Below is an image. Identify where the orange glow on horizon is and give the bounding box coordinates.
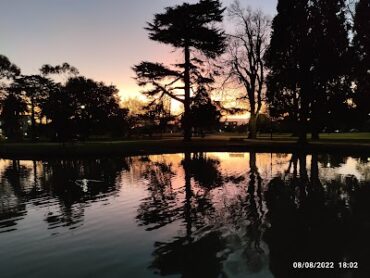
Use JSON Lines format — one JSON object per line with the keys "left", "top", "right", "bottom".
{"left": 118, "top": 85, "right": 251, "bottom": 121}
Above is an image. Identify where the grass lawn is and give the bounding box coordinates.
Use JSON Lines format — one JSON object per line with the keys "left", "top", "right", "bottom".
{"left": 318, "top": 132, "right": 370, "bottom": 140}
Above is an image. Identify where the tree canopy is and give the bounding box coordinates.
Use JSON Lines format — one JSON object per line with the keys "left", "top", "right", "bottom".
{"left": 146, "top": 0, "right": 225, "bottom": 57}
{"left": 225, "top": 1, "right": 271, "bottom": 138}
{"left": 0, "top": 55, "right": 20, "bottom": 80}
{"left": 42, "top": 76, "right": 125, "bottom": 140}
{"left": 265, "top": 0, "right": 351, "bottom": 141}
{"left": 134, "top": 0, "right": 226, "bottom": 141}
{"left": 353, "top": 0, "right": 370, "bottom": 124}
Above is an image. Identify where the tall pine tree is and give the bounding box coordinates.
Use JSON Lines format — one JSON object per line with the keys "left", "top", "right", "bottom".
{"left": 310, "top": 0, "right": 350, "bottom": 139}
{"left": 353, "top": 0, "right": 370, "bottom": 126}
{"left": 133, "top": 0, "right": 226, "bottom": 141}
{"left": 265, "top": 0, "right": 313, "bottom": 142}
{"left": 266, "top": 0, "right": 350, "bottom": 141}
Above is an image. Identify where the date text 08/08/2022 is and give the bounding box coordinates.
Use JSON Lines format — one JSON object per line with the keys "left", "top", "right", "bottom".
{"left": 292, "top": 262, "right": 359, "bottom": 269}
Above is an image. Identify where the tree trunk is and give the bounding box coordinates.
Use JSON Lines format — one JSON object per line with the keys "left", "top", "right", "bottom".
{"left": 311, "top": 101, "right": 320, "bottom": 140}
{"left": 311, "top": 129, "right": 320, "bottom": 140}
{"left": 248, "top": 113, "right": 257, "bottom": 139}
{"left": 298, "top": 88, "right": 309, "bottom": 144}
{"left": 183, "top": 43, "right": 192, "bottom": 142}
{"left": 31, "top": 99, "right": 36, "bottom": 141}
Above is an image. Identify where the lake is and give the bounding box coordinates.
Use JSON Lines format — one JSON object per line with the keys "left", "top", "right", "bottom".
{"left": 1, "top": 152, "right": 370, "bottom": 278}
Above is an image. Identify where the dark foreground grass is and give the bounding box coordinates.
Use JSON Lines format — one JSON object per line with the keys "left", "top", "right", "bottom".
{"left": 0, "top": 133, "right": 370, "bottom": 159}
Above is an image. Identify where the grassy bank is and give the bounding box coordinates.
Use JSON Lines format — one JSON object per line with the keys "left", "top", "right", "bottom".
{"left": 0, "top": 133, "right": 370, "bottom": 159}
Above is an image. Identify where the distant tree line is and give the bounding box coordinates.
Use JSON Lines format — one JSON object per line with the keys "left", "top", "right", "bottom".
{"left": 1, "top": 0, "right": 369, "bottom": 142}
{"left": 0, "top": 59, "right": 130, "bottom": 141}
{"left": 0, "top": 55, "right": 221, "bottom": 141}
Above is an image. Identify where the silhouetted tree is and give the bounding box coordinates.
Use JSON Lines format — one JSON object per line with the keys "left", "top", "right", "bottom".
{"left": 309, "top": 0, "right": 351, "bottom": 139}
{"left": 0, "top": 55, "right": 20, "bottom": 81}
{"left": 256, "top": 113, "right": 272, "bottom": 133}
{"left": 38, "top": 63, "right": 79, "bottom": 139}
{"left": 42, "top": 76, "right": 123, "bottom": 140}
{"left": 0, "top": 92, "right": 27, "bottom": 139}
{"left": 265, "top": 0, "right": 313, "bottom": 142}
{"left": 353, "top": 0, "right": 370, "bottom": 128}
{"left": 41, "top": 64, "right": 129, "bottom": 140}
{"left": 40, "top": 63, "right": 79, "bottom": 78}
{"left": 140, "top": 99, "right": 174, "bottom": 137}
{"left": 107, "top": 107, "right": 131, "bottom": 137}
{"left": 133, "top": 0, "right": 226, "bottom": 141}
{"left": 11, "top": 75, "right": 53, "bottom": 140}
{"left": 225, "top": 1, "right": 270, "bottom": 139}
{"left": 0, "top": 55, "right": 23, "bottom": 139}
{"left": 266, "top": 0, "right": 351, "bottom": 140}
{"left": 189, "top": 88, "right": 221, "bottom": 136}
{"left": 40, "top": 82, "right": 75, "bottom": 140}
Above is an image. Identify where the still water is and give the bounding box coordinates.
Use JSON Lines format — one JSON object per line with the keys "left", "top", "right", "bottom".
{"left": 1, "top": 152, "right": 370, "bottom": 278}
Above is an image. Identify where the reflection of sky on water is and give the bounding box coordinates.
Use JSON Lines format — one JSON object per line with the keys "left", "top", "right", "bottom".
{"left": 2, "top": 153, "right": 370, "bottom": 229}
{"left": 319, "top": 157, "right": 370, "bottom": 181}
{"left": 1, "top": 153, "right": 370, "bottom": 278}
{"left": 336, "top": 157, "right": 363, "bottom": 179}
{"left": 2, "top": 153, "right": 369, "bottom": 184}
{"left": 1, "top": 153, "right": 370, "bottom": 232}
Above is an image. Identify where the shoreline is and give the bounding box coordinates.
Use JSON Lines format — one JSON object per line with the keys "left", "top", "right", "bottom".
{"left": 1, "top": 138, "right": 370, "bottom": 160}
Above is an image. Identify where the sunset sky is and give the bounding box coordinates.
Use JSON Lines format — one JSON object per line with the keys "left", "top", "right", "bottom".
{"left": 0, "top": 0, "right": 277, "bottom": 103}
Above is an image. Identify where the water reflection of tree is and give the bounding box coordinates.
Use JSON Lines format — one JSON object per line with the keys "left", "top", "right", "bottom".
{"left": 318, "top": 153, "right": 346, "bottom": 168}
{"left": 0, "top": 158, "right": 128, "bottom": 232}
{"left": 137, "top": 153, "right": 239, "bottom": 231}
{"left": 41, "top": 158, "right": 129, "bottom": 229}
{"left": 185, "top": 152, "right": 224, "bottom": 189}
{"left": 245, "top": 152, "right": 266, "bottom": 255}
{"left": 264, "top": 153, "right": 370, "bottom": 277}
{"left": 137, "top": 156, "right": 181, "bottom": 231}
{"left": 218, "top": 152, "right": 270, "bottom": 276}
{"left": 140, "top": 152, "right": 299, "bottom": 277}
{"left": 137, "top": 152, "right": 231, "bottom": 277}
{"left": 0, "top": 161, "right": 35, "bottom": 232}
